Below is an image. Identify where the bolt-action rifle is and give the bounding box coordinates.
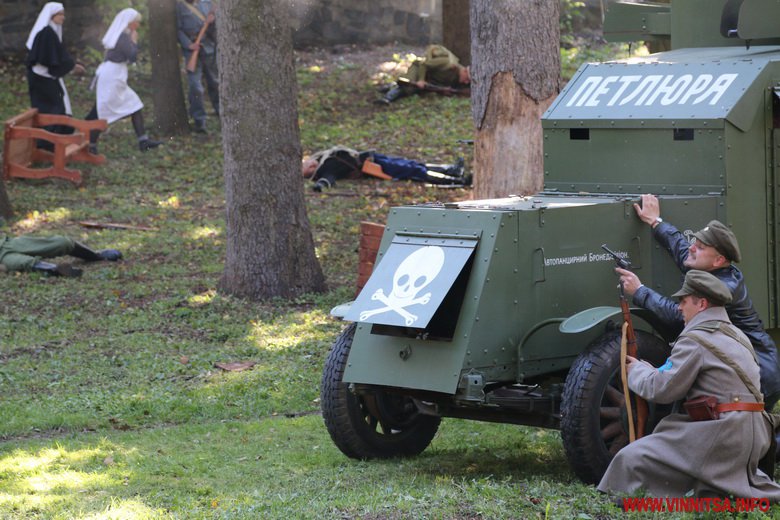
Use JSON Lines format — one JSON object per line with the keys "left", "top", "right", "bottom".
{"left": 601, "top": 244, "right": 648, "bottom": 442}
{"left": 397, "top": 77, "right": 470, "bottom": 97}
{"left": 186, "top": 9, "right": 216, "bottom": 73}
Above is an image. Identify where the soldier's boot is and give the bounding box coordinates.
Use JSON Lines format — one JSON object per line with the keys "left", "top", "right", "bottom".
{"left": 32, "top": 261, "right": 83, "bottom": 277}
{"left": 446, "top": 157, "right": 465, "bottom": 177}
{"left": 72, "top": 242, "right": 123, "bottom": 262}
{"left": 139, "top": 138, "right": 162, "bottom": 152}
{"left": 427, "top": 157, "right": 465, "bottom": 178}
{"left": 377, "top": 85, "right": 407, "bottom": 105}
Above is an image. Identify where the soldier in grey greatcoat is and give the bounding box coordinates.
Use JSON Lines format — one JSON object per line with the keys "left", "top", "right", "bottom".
{"left": 598, "top": 270, "right": 780, "bottom": 499}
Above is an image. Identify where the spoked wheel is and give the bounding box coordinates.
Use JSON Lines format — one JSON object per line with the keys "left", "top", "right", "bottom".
{"left": 320, "top": 323, "right": 441, "bottom": 459}
{"left": 560, "top": 329, "right": 671, "bottom": 484}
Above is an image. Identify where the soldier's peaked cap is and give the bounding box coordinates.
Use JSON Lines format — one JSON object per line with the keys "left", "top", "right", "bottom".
{"left": 671, "top": 269, "right": 732, "bottom": 306}
{"left": 693, "top": 220, "right": 741, "bottom": 263}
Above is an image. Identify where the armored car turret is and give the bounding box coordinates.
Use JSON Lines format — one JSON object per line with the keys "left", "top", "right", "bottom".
{"left": 320, "top": 0, "right": 780, "bottom": 483}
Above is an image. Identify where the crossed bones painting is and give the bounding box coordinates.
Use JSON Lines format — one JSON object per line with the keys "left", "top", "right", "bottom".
{"left": 359, "top": 246, "right": 446, "bottom": 327}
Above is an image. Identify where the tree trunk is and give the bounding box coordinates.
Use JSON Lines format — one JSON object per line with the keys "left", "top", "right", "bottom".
{"left": 218, "top": 0, "right": 325, "bottom": 300}
{"left": 148, "top": 0, "right": 190, "bottom": 136}
{"left": 442, "top": 0, "right": 470, "bottom": 66}
{"left": 0, "top": 181, "right": 12, "bottom": 219}
{"left": 471, "top": 0, "right": 561, "bottom": 199}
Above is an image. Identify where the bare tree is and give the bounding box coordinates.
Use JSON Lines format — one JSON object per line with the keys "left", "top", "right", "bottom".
{"left": 148, "top": 0, "right": 190, "bottom": 136}
{"left": 217, "top": 0, "right": 325, "bottom": 299}
{"left": 471, "top": 0, "right": 561, "bottom": 199}
{"left": 442, "top": 0, "right": 470, "bottom": 66}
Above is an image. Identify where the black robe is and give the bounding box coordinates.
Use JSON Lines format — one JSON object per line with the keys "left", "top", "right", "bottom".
{"left": 25, "top": 26, "right": 75, "bottom": 115}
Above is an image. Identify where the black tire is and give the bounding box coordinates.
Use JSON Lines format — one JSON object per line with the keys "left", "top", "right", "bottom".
{"left": 560, "top": 329, "right": 671, "bottom": 484}
{"left": 320, "top": 323, "right": 441, "bottom": 459}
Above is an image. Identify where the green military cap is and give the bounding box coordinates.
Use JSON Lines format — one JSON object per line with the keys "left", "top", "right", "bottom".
{"left": 693, "top": 220, "right": 741, "bottom": 263}
{"left": 671, "top": 269, "right": 732, "bottom": 306}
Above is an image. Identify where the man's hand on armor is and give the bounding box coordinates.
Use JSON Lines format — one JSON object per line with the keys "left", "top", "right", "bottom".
{"left": 206, "top": 12, "right": 216, "bottom": 23}
{"left": 633, "top": 194, "right": 661, "bottom": 226}
{"left": 188, "top": 42, "right": 200, "bottom": 51}
{"left": 616, "top": 267, "right": 642, "bottom": 296}
{"left": 625, "top": 355, "right": 639, "bottom": 373}
{"left": 415, "top": 80, "right": 426, "bottom": 89}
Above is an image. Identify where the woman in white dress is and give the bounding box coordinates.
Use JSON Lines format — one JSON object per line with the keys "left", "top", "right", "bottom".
{"left": 86, "top": 8, "right": 161, "bottom": 153}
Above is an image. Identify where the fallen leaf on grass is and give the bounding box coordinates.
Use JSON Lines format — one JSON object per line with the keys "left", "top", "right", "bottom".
{"left": 103, "top": 455, "right": 114, "bottom": 466}
{"left": 214, "top": 361, "right": 256, "bottom": 372}
{"left": 108, "top": 417, "right": 131, "bottom": 430}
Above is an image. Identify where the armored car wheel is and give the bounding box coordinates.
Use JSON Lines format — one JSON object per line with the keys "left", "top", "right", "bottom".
{"left": 560, "top": 329, "right": 671, "bottom": 484}
{"left": 320, "top": 323, "right": 441, "bottom": 459}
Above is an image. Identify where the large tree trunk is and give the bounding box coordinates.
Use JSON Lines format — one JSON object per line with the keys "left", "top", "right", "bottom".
{"left": 0, "top": 182, "right": 12, "bottom": 219}
{"left": 442, "top": 0, "right": 470, "bottom": 66}
{"left": 471, "top": 0, "right": 560, "bottom": 199}
{"left": 148, "top": 0, "right": 189, "bottom": 136}
{"left": 218, "top": 0, "right": 325, "bottom": 300}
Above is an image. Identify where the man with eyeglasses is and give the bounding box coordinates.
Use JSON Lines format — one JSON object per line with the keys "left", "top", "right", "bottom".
{"left": 615, "top": 194, "right": 780, "bottom": 411}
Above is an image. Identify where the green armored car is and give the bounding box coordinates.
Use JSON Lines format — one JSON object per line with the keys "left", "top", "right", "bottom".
{"left": 320, "top": 0, "right": 780, "bottom": 483}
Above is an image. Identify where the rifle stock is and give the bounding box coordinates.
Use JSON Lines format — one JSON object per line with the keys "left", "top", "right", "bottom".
{"left": 602, "top": 244, "right": 648, "bottom": 441}
{"left": 185, "top": 16, "right": 212, "bottom": 73}
{"left": 397, "top": 77, "right": 470, "bottom": 97}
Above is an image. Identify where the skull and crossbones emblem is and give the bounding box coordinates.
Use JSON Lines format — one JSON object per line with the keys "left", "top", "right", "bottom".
{"left": 359, "top": 246, "right": 446, "bottom": 326}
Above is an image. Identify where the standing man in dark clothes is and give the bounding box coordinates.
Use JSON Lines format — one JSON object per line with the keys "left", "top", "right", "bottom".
{"left": 25, "top": 3, "right": 85, "bottom": 145}
{"left": 615, "top": 194, "right": 780, "bottom": 410}
{"left": 176, "top": 0, "right": 219, "bottom": 134}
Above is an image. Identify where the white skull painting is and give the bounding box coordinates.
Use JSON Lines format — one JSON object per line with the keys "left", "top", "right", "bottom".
{"left": 359, "top": 246, "right": 446, "bottom": 326}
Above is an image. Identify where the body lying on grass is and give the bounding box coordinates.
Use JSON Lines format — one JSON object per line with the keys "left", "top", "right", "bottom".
{"left": 0, "top": 232, "right": 121, "bottom": 277}
{"left": 302, "top": 145, "right": 470, "bottom": 191}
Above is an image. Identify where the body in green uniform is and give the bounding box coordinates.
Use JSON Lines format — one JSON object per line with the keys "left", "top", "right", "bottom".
{"left": 0, "top": 233, "right": 122, "bottom": 276}
{"left": 379, "top": 45, "right": 470, "bottom": 104}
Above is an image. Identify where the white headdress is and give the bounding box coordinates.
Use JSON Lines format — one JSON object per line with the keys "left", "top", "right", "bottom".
{"left": 101, "top": 8, "right": 141, "bottom": 50}
{"left": 26, "top": 2, "right": 65, "bottom": 50}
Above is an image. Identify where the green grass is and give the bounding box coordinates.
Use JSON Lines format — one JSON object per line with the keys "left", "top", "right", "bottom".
{"left": 0, "top": 43, "right": 768, "bottom": 519}
{"left": 0, "top": 417, "right": 612, "bottom": 519}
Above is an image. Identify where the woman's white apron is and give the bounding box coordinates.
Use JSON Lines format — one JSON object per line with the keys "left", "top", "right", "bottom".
{"left": 94, "top": 61, "right": 143, "bottom": 124}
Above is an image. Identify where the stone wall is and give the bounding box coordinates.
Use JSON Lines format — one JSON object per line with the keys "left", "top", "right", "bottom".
{"left": 0, "top": 1, "right": 442, "bottom": 55}
{"left": 0, "top": 0, "right": 103, "bottom": 57}
{"left": 0, "top": 1, "right": 621, "bottom": 55}
{"left": 293, "top": 0, "right": 442, "bottom": 48}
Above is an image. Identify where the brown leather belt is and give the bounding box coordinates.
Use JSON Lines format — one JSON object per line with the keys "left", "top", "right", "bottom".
{"left": 715, "top": 402, "right": 764, "bottom": 413}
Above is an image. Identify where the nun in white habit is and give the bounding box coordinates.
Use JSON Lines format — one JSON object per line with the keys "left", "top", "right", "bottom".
{"left": 85, "top": 8, "right": 161, "bottom": 153}
{"left": 25, "top": 2, "right": 85, "bottom": 145}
